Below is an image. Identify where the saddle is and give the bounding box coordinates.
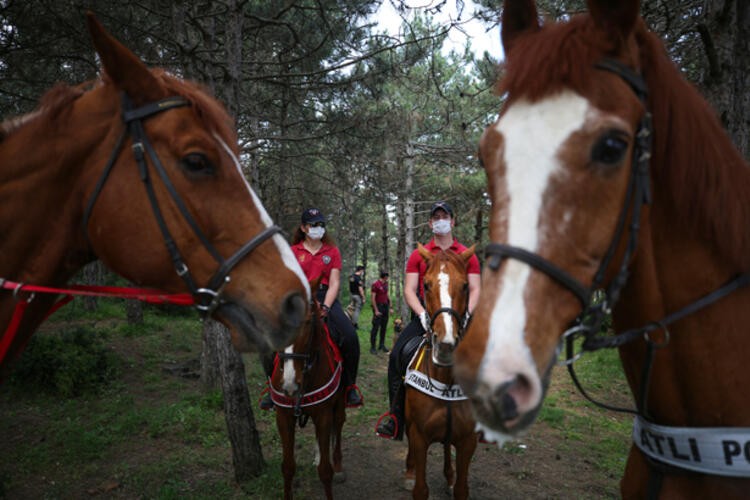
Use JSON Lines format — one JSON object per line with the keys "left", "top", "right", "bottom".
{"left": 397, "top": 335, "right": 426, "bottom": 375}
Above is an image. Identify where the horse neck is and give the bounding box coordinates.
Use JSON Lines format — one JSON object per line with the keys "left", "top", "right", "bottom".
{"left": 0, "top": 91, "right": 117, "bottom": 286}
{"left": 613, "top": 154, "right": 750, "bottom": 426}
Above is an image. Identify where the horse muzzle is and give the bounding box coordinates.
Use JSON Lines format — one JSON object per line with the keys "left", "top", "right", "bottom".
{"left": 214, "top": 291, "right": 307, "bottom": 352}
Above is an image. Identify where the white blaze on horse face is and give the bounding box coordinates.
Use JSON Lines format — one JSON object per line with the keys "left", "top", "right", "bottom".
{"left": 282, "top": 345, "right": 298, "bottom": 393}
{"left": 215, "top": 136, "right": 311, "bottom": 300}
{"left": 480, "top": 91, "right": 589, "bottom": 405}
{"left": 437, "top": 264, "right": 455, "bottom": 345}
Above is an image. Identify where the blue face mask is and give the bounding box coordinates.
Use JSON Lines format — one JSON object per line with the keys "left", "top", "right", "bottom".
{"left": 432, "top": 219, "right": 451, "bottom": 235}
{"left": 307, "top": 226, "right": 326, "bottom": 240}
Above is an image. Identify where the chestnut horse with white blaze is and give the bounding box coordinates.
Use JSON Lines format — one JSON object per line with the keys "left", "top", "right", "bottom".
{"left": 0, "top": 14, "right": 310, "bottom": 380}
{"left": 404, "top": 245, "right": 477, "bottom": 500}
{"left": 454, "top": 0, "right": 750, "bottom": 498}
{"left": 270, "top": 297, "right": 346, "bottom": 500}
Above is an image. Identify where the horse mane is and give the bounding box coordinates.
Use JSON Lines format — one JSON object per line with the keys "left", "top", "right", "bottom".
{"left": 499, "top": 13, "right": 750, "bottom": 271}
{"left": 0, "top": 69, "right": 236, "bottom": 147}
{"left": 0, "top": 82, "right": 89, "bottom": 140}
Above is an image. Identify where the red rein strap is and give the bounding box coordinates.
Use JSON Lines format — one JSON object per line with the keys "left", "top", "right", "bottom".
{"left": 0, "top": 279, "right": 195, "bottom": 364}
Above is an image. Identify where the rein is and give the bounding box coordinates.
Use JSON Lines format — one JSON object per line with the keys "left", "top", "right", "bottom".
{"left": 82, "top": 93, "right": 282, "bottom": 317}
{"left": 0, "top": 278, "right": 194, "bottom": 365}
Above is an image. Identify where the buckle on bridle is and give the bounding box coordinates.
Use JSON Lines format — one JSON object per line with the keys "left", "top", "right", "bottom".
{"left": 559, "top": 324, "right": 588, "bottom": 366}
{"left": 194, "top": 276, "right": 231, "bottom": 317}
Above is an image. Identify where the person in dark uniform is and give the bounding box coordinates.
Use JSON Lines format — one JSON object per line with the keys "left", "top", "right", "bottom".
{"left": 375, "top": 201, "right": 480, "bottom": 439}
{"left": 260, "top": 207, "right": 363, "bottom": 409}
{"left": 348, "top": 265, "right": 366, "bottom": 328}
{"left": 369, "top": 270, "right": 391, "bottom": 354}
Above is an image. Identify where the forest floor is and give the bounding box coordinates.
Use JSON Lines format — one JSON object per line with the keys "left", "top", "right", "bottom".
{"left": 0, "top": 307, "right": 633, "bottom": 499}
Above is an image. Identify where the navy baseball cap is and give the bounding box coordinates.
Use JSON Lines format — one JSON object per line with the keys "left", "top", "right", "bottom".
{"left": 430, "top": 201, "right": 453, "bottom": 218}
{"left": 301, "top": 208, "right": 325, "bottom": 224}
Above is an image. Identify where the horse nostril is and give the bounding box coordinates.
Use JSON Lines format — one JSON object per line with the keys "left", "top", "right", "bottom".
{"left": 492, "top": 374, "right": 533, "bottom": 422}
{"left": 280, "top": 292, "right": 306, "bottom": 329}
{"left": 500, "top": 392, "right": 518, "bottom": 420}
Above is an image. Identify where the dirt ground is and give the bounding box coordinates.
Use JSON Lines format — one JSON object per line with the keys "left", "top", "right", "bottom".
{"left": 292, "top": 361, "right": 627, "bottom": 500}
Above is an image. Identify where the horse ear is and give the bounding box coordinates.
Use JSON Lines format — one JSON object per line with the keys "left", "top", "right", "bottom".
{"left": 86, "top": 12, "right": 164, "bottom": 104}
{"left": 460, "top": 245, "right": 476, "bottom": 264}
{"left": 417, "top": 243, "right": 433, "bottom": 264}
{"left": 501, "top": 0, "right": 540, "bottom": 54}
{"left": 586, "top": 0, "right": 640, "bottom": 43}
{"left": 309, "top": 277, "right": 321, "bottom": 295}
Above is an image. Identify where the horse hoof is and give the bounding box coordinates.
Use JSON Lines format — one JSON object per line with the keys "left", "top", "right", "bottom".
{"left": 334, "top": 471, "right": 347, "bottom": 483}
{"left": 403, "top": 477, "right": 415, "bottom": 491}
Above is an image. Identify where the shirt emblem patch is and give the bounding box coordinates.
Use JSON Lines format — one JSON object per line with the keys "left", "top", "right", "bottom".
{"left": 322, "top": 255, "right": 331, "bottom": 265}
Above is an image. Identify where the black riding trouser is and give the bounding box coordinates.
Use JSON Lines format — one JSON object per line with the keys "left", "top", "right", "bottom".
{"left": 385, "top": 316, "right": 425, "bottom": 439}
{"left": 370, "top": 303, "right": 389, "bottom": 349}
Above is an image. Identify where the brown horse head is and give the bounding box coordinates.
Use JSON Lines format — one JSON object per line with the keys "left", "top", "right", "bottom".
{"left": 0, "top": 15, "right": 310, "bottom": 376}
{"left": 272, "top": 279, "right": 333, "bottom": 398}
{"left": 456, "top": 1, "right": 750, "bottom": 475}
{"left": 419, "top": 244, "right": 474, "bottom": 366}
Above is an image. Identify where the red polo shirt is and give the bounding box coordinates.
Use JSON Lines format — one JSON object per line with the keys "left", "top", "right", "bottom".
{"left": 291, "top": 241, "right": 342, "bottom": 285}
{"left": 405, "top": 238, "right": 481, "bottom": 297}
{"left": 371, "top": 279, "right": 390, "bottom": 305}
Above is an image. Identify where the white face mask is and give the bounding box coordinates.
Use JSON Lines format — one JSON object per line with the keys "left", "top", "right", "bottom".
{"left": 307, "top": 226, "right": 326, "bottom": 240}
{"left": 431, "top": 219, "right": 452, "bottom": 235}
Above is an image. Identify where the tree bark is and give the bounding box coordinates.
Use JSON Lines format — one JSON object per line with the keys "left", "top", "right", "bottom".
{"left": 202, "top": 320, "right": 266, "bottom": 481}
{"left": 698, "top": 0, "right": 750, "bottom": 158}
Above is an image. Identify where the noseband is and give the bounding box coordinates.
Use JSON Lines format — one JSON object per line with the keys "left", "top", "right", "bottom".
{"left": 425, "top": 306, "right": 468, "bottom": 366}
{"left": 83, "top": 94, "right": 281, "bottom": 317}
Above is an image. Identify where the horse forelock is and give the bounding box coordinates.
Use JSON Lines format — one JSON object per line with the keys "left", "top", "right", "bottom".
{"left": 157, "top": 71, "right": 237, "bottom": 145}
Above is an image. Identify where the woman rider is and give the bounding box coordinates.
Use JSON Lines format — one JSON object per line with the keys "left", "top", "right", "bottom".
{"left": 260, "top": 207, "right": 363, "bottom": 409}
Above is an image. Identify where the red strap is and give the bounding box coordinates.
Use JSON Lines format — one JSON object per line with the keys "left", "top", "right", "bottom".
{"left": 1, "top": 279, "right": 195, "bottom": 367}
{"left": 1, "top": 280, "right": 194, "bottom": 305}
{"left": 0, "top": 299, "right": 29, "bottom": 363}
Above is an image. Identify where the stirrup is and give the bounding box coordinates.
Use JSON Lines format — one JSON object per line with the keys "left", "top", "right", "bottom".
{"left": 258, "top": 386, "right": 274, "bottom": 411}
{"left": 375, "top": 412, "right": 399, "bottom": 439}
{"left": 345, "top": 384, "right": 364, "bottom": 408}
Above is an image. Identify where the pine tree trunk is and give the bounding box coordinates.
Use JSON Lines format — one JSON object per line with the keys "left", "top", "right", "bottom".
{"left": 202, "top": 320, "right": 266, "bottom": 480}
{"left": 698, "top": 0, "right": 750, "bottom": 158}
{"left": 125, "top": 300, "right": 143, "bottom": 325}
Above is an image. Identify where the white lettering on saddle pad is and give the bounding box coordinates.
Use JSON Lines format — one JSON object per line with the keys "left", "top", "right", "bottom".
{"left": 405, "top": 368, "right": 467, "bottom": 401}
{"left": 633, "top": 416, "right": 750, "bottom": 477}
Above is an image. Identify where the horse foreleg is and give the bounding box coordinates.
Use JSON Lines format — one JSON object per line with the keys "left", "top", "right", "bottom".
{"left": 332, "top": 396, "right": 346, "bottom": 483}
{"left": 313, "top": 413, "right": 334, "bottom": 500}
{"left": 443, "top": 441, "right": 455, "bottom": 491}
{"left": 452, "top": 434, "right": 477, "bottom": 500}
{"left": 408, "top": 427, "right": 429, "bottom": 500}
{"left": 404, "top": 421, "right": 416, "bottom": 491}
{"left": 276, "top": 411, "right": 296, "bottom": 500}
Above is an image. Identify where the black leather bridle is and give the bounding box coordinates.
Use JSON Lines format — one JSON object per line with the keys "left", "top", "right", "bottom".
{"left": 82, "top": 93, "right": 282, "bottom": 316}
{"left": 424, "top": 305, "right": 468, "bottom": 367}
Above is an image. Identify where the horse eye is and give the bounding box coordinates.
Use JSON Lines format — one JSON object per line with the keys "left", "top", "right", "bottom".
{"left": 591, "top": 132, "right": 629, "bottom": 166}
{"left": 181, "top": 152, "right": 215, "bottom": 175}
{"left": 423, "top": 283, "right": 431, "bottom": 292}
